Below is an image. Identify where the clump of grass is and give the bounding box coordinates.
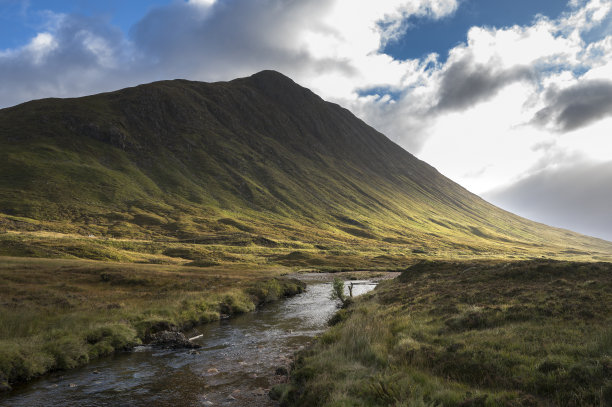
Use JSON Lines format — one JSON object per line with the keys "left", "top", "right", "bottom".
{"left": 282, "top": 260, "right": 612, "bottom": 406}
{"left": 247, "top": 278, "right": 304, "bottom": 304}
{"left": 330, "top": 277, "right": 347, "bottom": 306}
{"left": 85, "top": 324, "right": 141, "bottom": 359}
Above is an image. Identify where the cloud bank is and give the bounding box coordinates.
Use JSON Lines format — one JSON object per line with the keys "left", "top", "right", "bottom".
{"left": 433, "top": 56, "right": 534, "bottom": 112}
{"left": 485, "top": 160, "right": 612, "bottom": 241}
{"left": 533, "top": 79, "right": 612, "bottom": 132}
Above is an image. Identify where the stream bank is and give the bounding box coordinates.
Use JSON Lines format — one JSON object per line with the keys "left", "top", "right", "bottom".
{"left": 1, "top": 274, "right": 392, "bottom": 406}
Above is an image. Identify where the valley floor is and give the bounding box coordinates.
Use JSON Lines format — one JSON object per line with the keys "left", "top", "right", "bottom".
{"left": 2, "top": 254, "right": 611, "bottom": 406}
{"left": 279, "top": 260, "right": 612, "bottom": 407}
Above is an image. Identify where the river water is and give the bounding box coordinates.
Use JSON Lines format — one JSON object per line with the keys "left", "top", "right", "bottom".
{"left": 1, "top": 279, "right": 379, "bottom": 407}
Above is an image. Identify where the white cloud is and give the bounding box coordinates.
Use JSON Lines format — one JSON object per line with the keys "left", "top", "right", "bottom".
{"left": 0, "top": 12, "right": 131, "bottom": 107}
{"left": 188, "top": 0, "right": 217, "bottom": 6}
{"left": 375, "top": 0, "right": 460, "bottom": 45}
{"left": 389, "top": 0, "right": 612, "bottom": 184}
{"left": 561, "top": 0, "right": 612, "bottom": 32}
{"left": 24, "top": 32, "right": 58, "bottom": 64}
{"left": 419, "top": 81, "right": 549, "bottom": 193}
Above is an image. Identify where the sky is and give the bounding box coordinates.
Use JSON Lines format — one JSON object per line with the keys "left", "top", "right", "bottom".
{"left": 1, "top": 0, "right": 611, "bottom": 241}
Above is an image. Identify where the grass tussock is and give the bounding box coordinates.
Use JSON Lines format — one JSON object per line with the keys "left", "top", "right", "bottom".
{"left": 0, "top": 257, "right": 304, "bottom": 390}
{"left": 281, "top": 260, "right": 612, "bottom": 406}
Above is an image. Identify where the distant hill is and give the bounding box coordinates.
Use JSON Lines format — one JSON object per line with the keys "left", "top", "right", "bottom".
{"left": 1, "top": 70, "right": 611, "bottom": 260}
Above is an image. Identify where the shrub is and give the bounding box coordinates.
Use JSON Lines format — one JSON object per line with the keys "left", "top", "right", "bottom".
{"left": 330, "top": 277, "right": 346, "bottom": 306}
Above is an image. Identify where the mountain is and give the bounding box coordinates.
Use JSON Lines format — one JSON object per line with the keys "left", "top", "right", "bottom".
{"left": 1, "top": 70, "right": 611, "bottom": 262}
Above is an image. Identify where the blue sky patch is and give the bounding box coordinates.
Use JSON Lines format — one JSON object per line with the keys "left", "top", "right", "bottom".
{"left": 381, "top": 0, "right": 570, "bottom": 62}
{"left": 357, "top": 86, "right": 403, "bottom": 102}
{"left": 0, "top": 0, "right": 169, "bottom": 50}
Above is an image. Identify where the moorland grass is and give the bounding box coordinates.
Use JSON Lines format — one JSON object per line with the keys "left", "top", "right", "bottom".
{"left": 0, "top": 257, "right": 304, "bottom": 390}
{"left": 2, "top": 228, "right": 611, "bottom": 274}
{"left": 280, "top": 260, "right": 612, "bottom": 406}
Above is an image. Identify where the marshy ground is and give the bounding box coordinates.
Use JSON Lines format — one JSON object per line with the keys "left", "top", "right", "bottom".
{"left": 280, "top": 260, "right": 612, "bottom": 406}
{"left": 0, "top": 256, "right": 304, "bottom": 391}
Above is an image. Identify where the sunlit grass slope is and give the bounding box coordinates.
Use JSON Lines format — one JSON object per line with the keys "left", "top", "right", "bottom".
{"left": 1, "top": 70, "right": 611, "bottom": 262}
{"left": 282, "top": 260, "right": 612, "bottom": 406}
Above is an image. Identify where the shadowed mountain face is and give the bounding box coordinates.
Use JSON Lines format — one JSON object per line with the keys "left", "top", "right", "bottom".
{"left": 0, "top": 70, "right": 610, "bottom": 258}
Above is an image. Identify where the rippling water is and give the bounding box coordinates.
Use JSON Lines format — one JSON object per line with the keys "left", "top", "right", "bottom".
{"left": 1, "top": 280, "right": 377, "bottom": 407}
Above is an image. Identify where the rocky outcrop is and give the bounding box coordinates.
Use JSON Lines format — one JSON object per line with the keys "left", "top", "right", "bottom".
{"left": 147, "top": 331, "right": 200, "bottom": 349}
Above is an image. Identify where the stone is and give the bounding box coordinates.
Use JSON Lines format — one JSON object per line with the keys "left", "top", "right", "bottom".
{"left": 0, "top": 380, "right": 11, "bottom": 392}
{"left": 148, "top": 331, "right": 201, "bottom": 349}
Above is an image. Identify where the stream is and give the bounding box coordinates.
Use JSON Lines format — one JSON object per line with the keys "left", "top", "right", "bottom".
{"left": 1, "top": 278, "right": 381, "bottom": 407}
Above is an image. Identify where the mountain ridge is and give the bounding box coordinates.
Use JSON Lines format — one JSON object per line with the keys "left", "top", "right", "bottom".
{"left": 1, "top": 70, "right": 611, "bottom": 262}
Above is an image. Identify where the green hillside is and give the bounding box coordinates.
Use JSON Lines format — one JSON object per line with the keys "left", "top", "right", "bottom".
{"left": 1, "top": 70, "right": 611, "bottom": 263}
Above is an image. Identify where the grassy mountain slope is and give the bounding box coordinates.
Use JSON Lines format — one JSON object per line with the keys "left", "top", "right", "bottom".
{"left": 1, "top": 70, "right": 611, "bottom": 262}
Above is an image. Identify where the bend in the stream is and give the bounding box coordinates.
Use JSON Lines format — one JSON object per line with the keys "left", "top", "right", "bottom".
{"left": 1, "top": 279, "right": 380, "bottom": 407}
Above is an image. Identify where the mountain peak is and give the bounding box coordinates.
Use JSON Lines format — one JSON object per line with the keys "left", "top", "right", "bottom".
{"left": 236, "top": 70, "right": 318, "bottom": 105}
{"left": 248, "top": 70, "right": 294, "bottom": 83}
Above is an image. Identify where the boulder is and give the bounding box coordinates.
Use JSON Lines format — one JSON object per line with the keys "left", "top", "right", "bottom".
{"left": 148, "top": 331, "right": 201, "bottom": 349}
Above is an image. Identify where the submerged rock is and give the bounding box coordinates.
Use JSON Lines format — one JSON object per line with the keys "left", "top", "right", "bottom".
{"left": 148, "top": 331, "right": 201, "bottom": 349}
{"left": 0, "top": 380, "right": 11, "bottom": 392}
